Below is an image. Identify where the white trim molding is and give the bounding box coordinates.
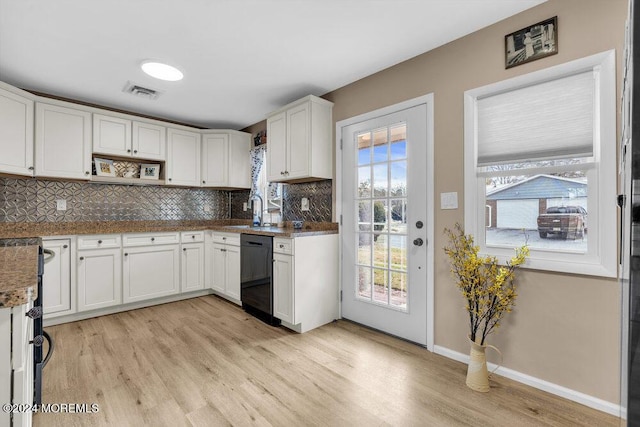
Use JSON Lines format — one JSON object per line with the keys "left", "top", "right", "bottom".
{"left": 433, "top": 345, "right": 621, "bottom": 417}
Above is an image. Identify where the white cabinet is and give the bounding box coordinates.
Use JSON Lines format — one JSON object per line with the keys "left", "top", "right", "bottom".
{"left": 166, "top": 127, "right": 201, "bottom": 186}
{"left": 93, "top": 113, "right": 166, "bottom": 161}
{"left": 272, "top": 235, "right": 338, "bottom": 333}
{"left": 0, "top": 84, "right": 34, "bottom": 176}
{"left": 123, "top": 233, "right": 180, "bottom": 303}
{"left": 201, "top": 130, "right": 251, "bottom": 189}
{"left": 273, "top": 251, "right": 294, "bottom": 324}
{"left": 266, "top": 95, "right": 333, "bottom": 182}
{"left": 78, "top": 246, "right": 122, "bottom": 312}
{"left": 1, "top": 301, "right": 34, "bottom": 427}
{"left": 35, "top": 102, "right": 92, "bottom": 179}
{"left": 181, "top": 231, "right": 205, "bottom": 292}
{"left": 210, "top": 232, "right": 241, "bottom": 303}
{"left": 42, "top": 238, "right": 73, "bottom": 317}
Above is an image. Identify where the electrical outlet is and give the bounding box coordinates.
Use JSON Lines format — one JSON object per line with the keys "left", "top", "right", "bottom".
{"left": 243, "top": 202, "right": 248, "bottom": 211}
{"left": 301, "top": 197, "right": 310, "bottom": 211}
{"left": 203, "top": 204, "right": 211, "bottom": 213}
{"left": 56, "top": 199, "right": 67, "bottom": 211}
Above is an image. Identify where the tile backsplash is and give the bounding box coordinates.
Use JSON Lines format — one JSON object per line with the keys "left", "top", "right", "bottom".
{"left": 0, "top": 178, "right": 229, "bottom": 222}
{"left": 231, "top": 180, "right": 333, "bottom": 223}
{"left": 0, "top": 178, "right": 333, "bottom": 223}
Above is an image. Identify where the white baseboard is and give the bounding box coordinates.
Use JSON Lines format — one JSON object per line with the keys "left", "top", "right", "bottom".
{"left": 433, "top": 345, "right": 621, "bottom": 417}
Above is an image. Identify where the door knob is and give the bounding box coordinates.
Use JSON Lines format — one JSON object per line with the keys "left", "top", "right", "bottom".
{"left": 413, "top": 238, "right": 424, "bottom": 247}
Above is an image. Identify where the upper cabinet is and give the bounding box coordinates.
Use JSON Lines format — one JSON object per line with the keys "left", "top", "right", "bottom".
{"left": 201, "top": 130, "right": 251, "bottom": 189}
{"left": 35, "top": 102, "right": 92, "bottom": 180}
{"left": 266, "top": 95, "right": 333, "bottom": 183}
{"left": 93, "top": 113, "right": 166, "bottom": 161}
{"left": 0, "top": 84, "right": 34, "bottom": 177}
{"left": 166, "top": 127, "right": 201, "bottom": 187}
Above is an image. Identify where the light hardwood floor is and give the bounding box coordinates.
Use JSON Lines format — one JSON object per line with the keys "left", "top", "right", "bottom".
{"left": 35, "top": 296, "right": 618, "bottom": 426}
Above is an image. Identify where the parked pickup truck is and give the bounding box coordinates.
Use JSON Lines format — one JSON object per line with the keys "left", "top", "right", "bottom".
{"left": 537, "top": 206, "right": 587, "bottom": 240}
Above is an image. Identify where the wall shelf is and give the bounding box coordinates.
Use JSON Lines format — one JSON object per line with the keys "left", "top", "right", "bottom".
{"left": 90, "top": 175, "right": 165, "bottom": 186}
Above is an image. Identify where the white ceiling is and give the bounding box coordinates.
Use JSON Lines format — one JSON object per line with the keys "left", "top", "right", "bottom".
{"left": 0, "top": 0, "right": 545, "bottom": 130}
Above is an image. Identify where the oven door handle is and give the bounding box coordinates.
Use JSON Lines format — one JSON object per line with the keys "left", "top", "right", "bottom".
{"left": 42, "top": 330, "right": 54, "bottom": 368}
{"left": 43, "top": 248, "right": 55, "bottom": 264}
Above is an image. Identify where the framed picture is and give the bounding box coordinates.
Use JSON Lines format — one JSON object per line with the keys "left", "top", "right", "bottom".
{"left": 505, "top": 16, "right": 557, "bottom": 69}
{"left": 140, "top": 163, "right": 160, "bottom": 180}
{"left": 94, "top": 158, "right": 116, "bottom": 177}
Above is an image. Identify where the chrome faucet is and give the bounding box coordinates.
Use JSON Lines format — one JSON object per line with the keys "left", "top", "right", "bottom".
{"left": 250, "top": 194, "right": 264, "bottom": 227}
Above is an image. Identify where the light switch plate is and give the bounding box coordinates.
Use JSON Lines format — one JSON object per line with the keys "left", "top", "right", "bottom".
{"left": 56, "top": 199, "right": 67, "bottom": 211}
{"left": 440, "top": 192, "right": 458, "bottom": 210}
{"left": 301, "top": 197, "right": 310, "bottom": 211}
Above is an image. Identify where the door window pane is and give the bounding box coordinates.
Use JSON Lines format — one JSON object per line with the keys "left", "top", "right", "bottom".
{"left": 373, "top": 268, "right": 388, "bottom": 304}
{"left": 373, "top": 128, "right": 388, "bottom": 163}
{"left": 358, "top": 166, "right": 371, "bottom": 198}
{"left": 373, "top": 164, "right": 388, "bottom": 197}
{"left": 358, "top": 132, "right": 372, "bottom": 166}
{"left": 373, "top": 234, "right": 388, "bottom": 270}
{"left": 390, "top": 271, "right": 407, "bottom": 308}
{"left": 358, "top": 234, "right": 372, "bottom": 267}
{"left": 391, "top": 125, "right": 407, "bottom": 160}
{"left": 358, "top": 266, "right": 372, "bottom": 299}
{"left": 390, "top": 235, "right": 407, "bottom": 272}
{"left": 390, "top": 161, "right": 407, "bottom": 196}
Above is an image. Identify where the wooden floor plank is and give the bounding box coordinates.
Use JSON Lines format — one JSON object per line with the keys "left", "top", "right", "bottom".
{"left": 34, "top": 295, "right": 618, "bottom": 427}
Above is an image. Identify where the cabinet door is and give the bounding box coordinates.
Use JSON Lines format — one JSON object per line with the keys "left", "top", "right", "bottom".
{"left": 123, "top": 245, "right": 180, "bottom": 303}
{"left": 93, "top": 113, "right": 131, "bottom": 157}
{"left": 228, "top": 132, "right": 251, "bottom": 189}
{"left": 266, "top": 111, "right": 287, "bottom": 182}
{"left": 273, "top": 253, "right": 294, "bottom": 324}
{"left": 225, "top": 244, "right": 241, "bottom": 301}
{"left": 0, "top": 309, "right": 9, "bottom": 427}
{"left": 166, "top": 128, "right": 201, "bottom": 186}
{"left": 182, "top": 242, "right": 205, "bottom": 292}
{"left": 0, "top": 88, "right": 34, "bottom": 176}
{"left": 286, "top": 102, "right": 310, "bottom": 180}
{"left": 201, "top": 133, "right": 228, "bottom": 187}
{"left": 132, "top": 121, "right": 166, "bottom": 161}
{"left": 211, "top": 243, "right": 226, "bottom": 294}
{"left": 42, "top": 239, "right": 71, "bottom": 316}
{"left": 35, "top": 102, "right": 91, "bottom": 179}
{"left": 77, "top": 247, "right": 122, "bottom": 311}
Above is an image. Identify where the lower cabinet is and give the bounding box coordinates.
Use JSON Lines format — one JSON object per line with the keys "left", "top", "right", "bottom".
{"left": 273, "top": 252, "right": 294, "bottom": 324}
{"left": 181, "top": 231, "right": 205, "bottom": 292}
{"left": 77, "top": 247, "right": 122, "bottom": 311}
{"left": 42, "top": 238, "right": 73, "bottom": 317}
{"left": 123, "top": 244, "right": 180, "bottom": 303}
{"left": 210, "top": 232, "right": 241, "bottom": 303}
{"left": 273, "top": 235, "right": 338, "bottom": 333}
{"left": 1, "top": 302, "right": 34, "bottom": 427}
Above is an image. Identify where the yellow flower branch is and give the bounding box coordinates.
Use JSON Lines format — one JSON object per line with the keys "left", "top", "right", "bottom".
{"left": 444, "top": 223, "right": 529, "bottom": 345}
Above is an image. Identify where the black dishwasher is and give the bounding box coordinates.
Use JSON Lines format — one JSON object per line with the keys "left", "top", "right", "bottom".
{"left": 240, "top": 234, "right": 280, "bottom": 326}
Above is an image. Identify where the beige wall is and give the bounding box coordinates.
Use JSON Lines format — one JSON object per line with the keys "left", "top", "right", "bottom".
{"left": 248, "top": 0, "right": 627, "bottom": 404}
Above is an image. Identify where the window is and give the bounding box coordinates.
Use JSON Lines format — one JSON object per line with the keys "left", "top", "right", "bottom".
{"left": 464, "top": 50, "right": 616, "bottom": 277}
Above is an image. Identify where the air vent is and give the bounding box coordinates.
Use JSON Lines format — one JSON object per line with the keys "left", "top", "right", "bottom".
{"left": 123, "top": 82, "right": 161, "bottom": 100}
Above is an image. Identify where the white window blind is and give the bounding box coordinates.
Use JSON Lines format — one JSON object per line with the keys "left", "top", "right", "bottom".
{"left": 477, "top": 71, "right": 595, "bottom": 166}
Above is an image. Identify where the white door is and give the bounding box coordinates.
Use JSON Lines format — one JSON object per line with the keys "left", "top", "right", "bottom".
{"left": 201, "top": 133, "right": 228, "bottom": 187}
{"left": 181, "top": 243, "right": 205, "bottom": 292}
{"left": 166, "top": 128, "right": 201, "bottom": 186}
{"left": 132, "top": 121, "right": 165, "bottom": 161}
{"left": 340, "top": 99, "right": 432, "bottom": 346}
{"left": 0, "top": 87, "right": 34, "bottom": 176}
{"left": 77, "top": 248, "right": 122, "bottom": 311}
{"left": 42, "top": 239, "right": 71, "bottom": 315}
{"left": 123, "top": 245, "right": 180, "bottom": 303}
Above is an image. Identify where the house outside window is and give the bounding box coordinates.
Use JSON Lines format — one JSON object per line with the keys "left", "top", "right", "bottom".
{"left": 463, "top": 50, "right": 617, "bottom": 277}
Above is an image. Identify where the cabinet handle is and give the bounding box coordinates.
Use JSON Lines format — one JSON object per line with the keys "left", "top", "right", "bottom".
{"left": 222, "top": 237, "right": 226, "bottom": 240}
{"left": 183, "top": 248, "right": 187, "bottom": 252}
{"left": 279, "top": 244, "right": 284, "bottom": 248}
{"left": 98, "top": 240, "right": 102, "bottom": 244}
{"left": 134, "top": 150, "right": 138, "bottom": 154}
{"left": 127, "top": 149, "right": 131, "bottom": 153}
{"left": 28, "top": 166, "right": 34, "bottom": 171}
{"left": 85, "top": 171, "right": 90, "bottom": 175}
{"left": 192, "top": 235, "right": 196, "bottom": 239}
{"left": 202, "top": 180, "right": 206, "bottom": 184}
{"left": 168, "top": 178, "right": 172, "bottom": 182}
{"left": 63, "top": 244, "right": 68, "bottom": 249}
{"left": 151, "top": 237, "right": 155, "bottom": 242}
{"left": 280, "top": 171, "right": 284, "bottom": 175}
{"left": 79, "top": 256, "right": 84, "bottom": 261}
{"left": 124, "top": 253, "right": 128, "bottom": 257}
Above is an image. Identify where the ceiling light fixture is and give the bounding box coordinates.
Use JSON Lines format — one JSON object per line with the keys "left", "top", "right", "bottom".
{"left": 141, "top": 61, "right": 184, "bottom": 81}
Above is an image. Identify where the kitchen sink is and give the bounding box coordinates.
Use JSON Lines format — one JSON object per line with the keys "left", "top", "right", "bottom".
{"left": 225, "top": 225, "right": 251, "bottom": 229}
